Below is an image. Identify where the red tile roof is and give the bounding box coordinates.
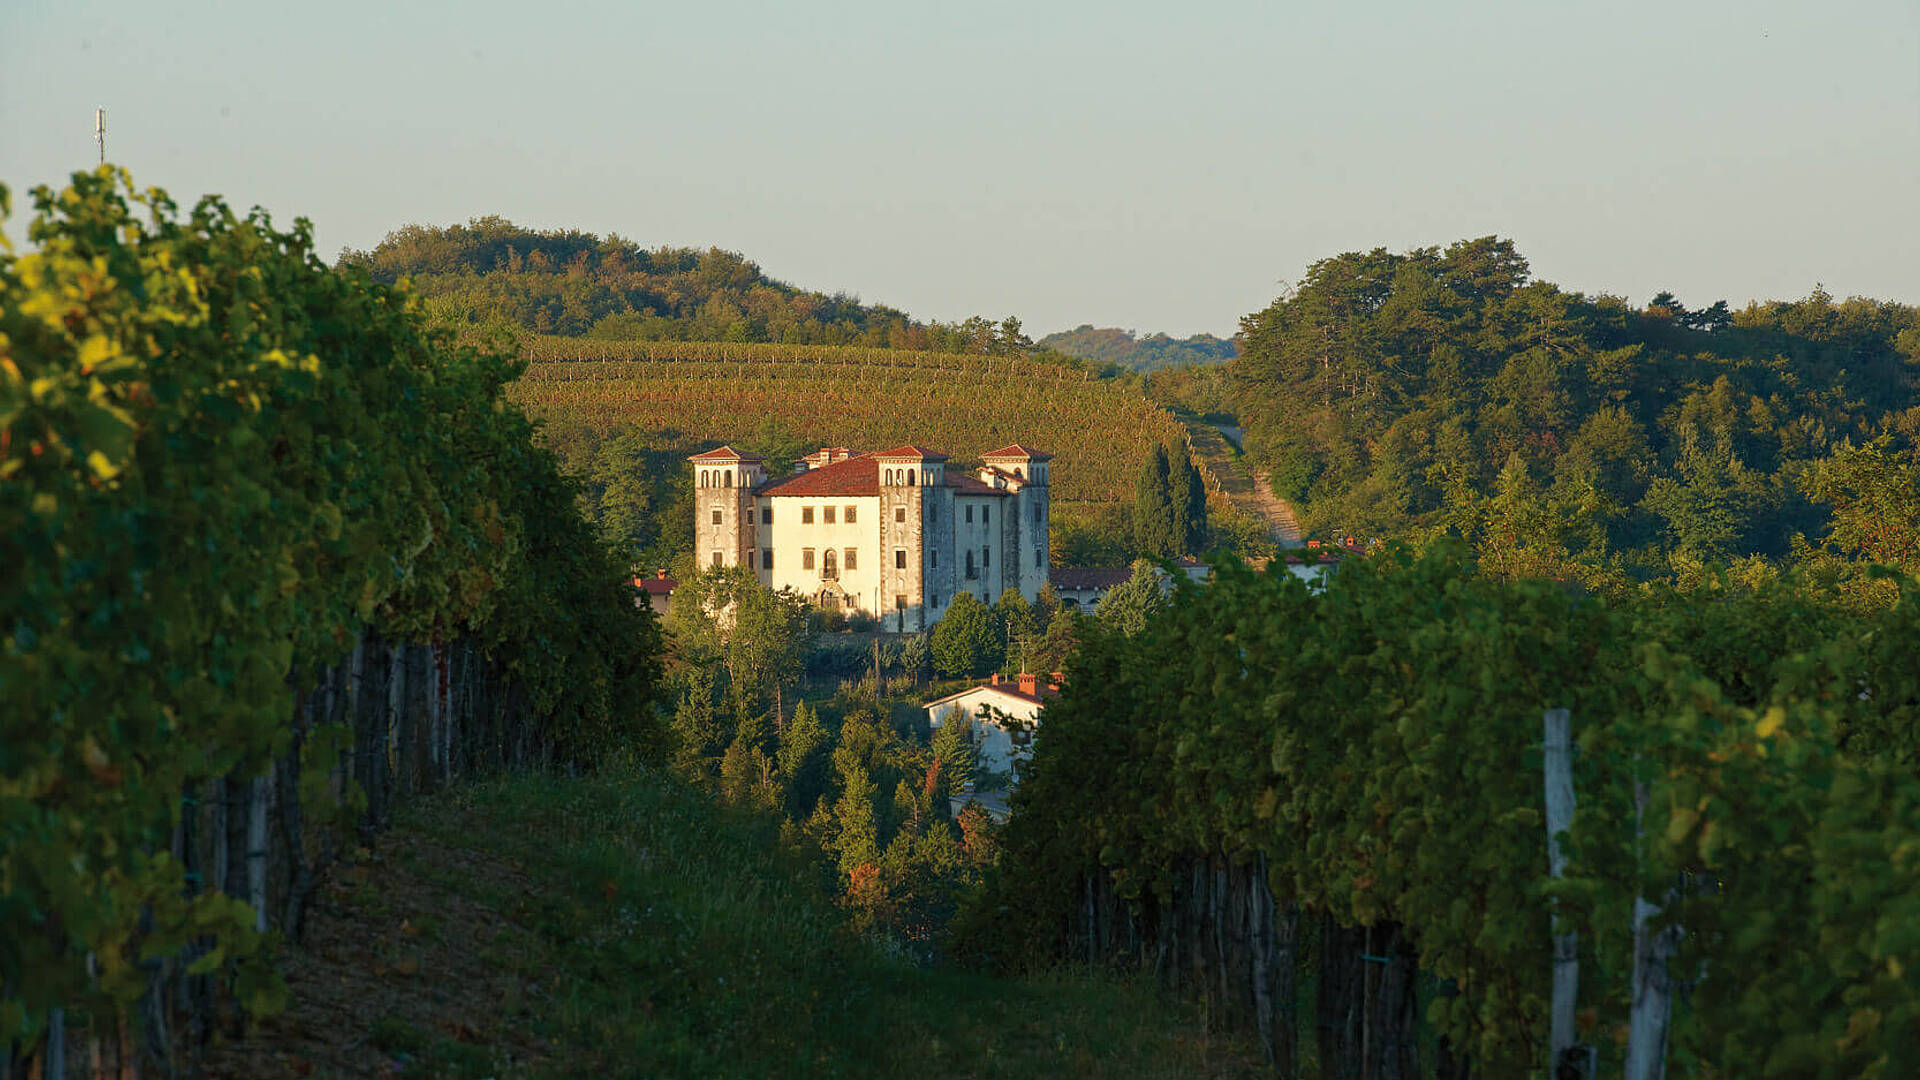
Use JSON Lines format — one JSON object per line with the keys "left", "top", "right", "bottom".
{"left": 1049, "top": 567, "right": 1134, "bottom": 591}
{"left": 687, "top": 445, "right": 764, "bottom": 462}
{"left": 632, "top": 575, "right": 679, "bottom": 595}
{"left": 756, "top": 454, "right": 880, "bottom": 496}
{"left": 948, "top": 473, "right": 1012, "bottom": 496}
{"left": 983, "top": 444, "right": 1054, "bottom": 461}
{"left": 872, "top": 445, "right": 950, "bottom": 461}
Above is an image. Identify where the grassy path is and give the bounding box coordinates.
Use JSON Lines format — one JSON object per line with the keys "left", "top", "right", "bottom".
{"left": 207, "top": 771, "right": 1265, "bottom": 1079}
{"left": 1182, "top": 420, "right": 1303, "bottom": 549}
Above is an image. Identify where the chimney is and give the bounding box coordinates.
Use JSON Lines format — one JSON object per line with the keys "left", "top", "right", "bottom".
{"left": 1048, "top": 671, "right": 1065, "bottom": 691}
{"left": 656, "top": 568, "right": 668, "bottom": 580}
{"left": 989, "top": 672, "right": 1000, "bottom": 686}
{"left": 1018, "top": 673, "right": 1037, "bottom": 697}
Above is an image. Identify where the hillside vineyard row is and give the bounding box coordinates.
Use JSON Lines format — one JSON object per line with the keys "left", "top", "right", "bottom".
{"left": 511, "top": 341, "right": 1191, "bottom": 504}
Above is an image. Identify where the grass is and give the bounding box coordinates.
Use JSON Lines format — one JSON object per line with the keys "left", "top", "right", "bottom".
{"left": 214, "top": 767, "right": 1265, "bottom": 1079}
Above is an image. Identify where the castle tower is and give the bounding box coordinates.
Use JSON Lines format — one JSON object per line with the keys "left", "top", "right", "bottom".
{"left": 875, "top": 446, "right": 951, "bottom": 632}
{"left": 689, "top": 446, "right": 766, "bottom": 575}
{"left": 981, "top": 445, "right": 1052, "bottom": 601}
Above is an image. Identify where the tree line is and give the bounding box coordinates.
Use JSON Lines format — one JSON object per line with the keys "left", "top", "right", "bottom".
{"left": 982, "top": 544, "right": 1920, "bottom": 1077}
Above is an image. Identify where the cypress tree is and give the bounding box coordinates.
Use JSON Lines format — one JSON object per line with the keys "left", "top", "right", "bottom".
{"left": 1134, "top": 444, "right": 1177, "bottom": 558}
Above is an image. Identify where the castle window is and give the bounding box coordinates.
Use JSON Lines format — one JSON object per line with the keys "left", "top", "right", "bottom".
{"left": 803, "top": 506, "right": 814, "bottom": 524}
{"left": 725, "top": 471, "right": 733, "bottom": 487}
{"left": 982, "top": 546, "right": 990, "bottom": 569}
{"left": 698, "top": 471, "right": 706, "bottom": 488}
{"left": 895, "top": 595, "right": 906, "bottom": 611}
{"left": 844, "top": 506, "right": 856, "bottom": 523}
{"left": 886, "top": 469, "right": 895, "bottom": 485}
{"left": 844, "top": 548, "right": 857, "bottom": 570}
{"left": 895, "top": 549, "right": 906, "bottom": 569}
{"left": 762, "top": 507, "right": 772, "bottom": 525}
{"left": 711, "top": 551, "right": 722, "bottom": 567}
{"left": 822, "top": 549, "right": 838, "bottom": 580}
{"left": 802, "top": 548, "right": 816, "bottom": 570}
{"left": 965, "top": 551, "right": 976, "bottom": 579}
{"left": 965, "top": 506, "right": 973, "bottom": 524}
{"left": 1034, "top": 503, "right": 1043, "bottom": 523}
{"left": 895, "top": 507, "right": 906, "bottom": 523}
{"left": 825, "top": 506, "right": 836, "bottom": 525}
{"left": 932, "top": 593, "right": 940, "bottom": 607}
{"left": 930, "top": 503, "right": 937, "bottom": 521}
{"left": 763, "top": 548, "right": 773, "bottom": 569}
{"left": 930, "top": 550, "right": 938, "bottom": 569}
{"left": 746, "top": 550, "right": 755, "bottom": 569}
{"left": 983, "top": 507, "right": 990, "bottom": 525}
{"left": 1014, "top": 467, "right": 1024, "bottom": 478}
{"left": 712, "top": 509, "right": 723, "bottom": 525}
{"left": 1034, "top": 548, "right": 1043, "bottom": 568}
{"left": 906, "top": 470, "right": 916, "bottom": 486}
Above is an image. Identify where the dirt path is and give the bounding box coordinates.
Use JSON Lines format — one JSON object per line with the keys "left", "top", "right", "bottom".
{"left": 1185, "top": 421, "right": 1303, "bottom": 548}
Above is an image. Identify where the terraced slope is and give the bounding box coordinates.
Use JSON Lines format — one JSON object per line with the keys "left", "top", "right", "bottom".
{"left": 509, "top": 338, "right": 1191, "bottom": 512}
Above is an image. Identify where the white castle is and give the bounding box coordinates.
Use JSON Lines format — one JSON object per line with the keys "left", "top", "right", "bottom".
{"left": 690, "top": 443, "right": 1052, "bottom": 631}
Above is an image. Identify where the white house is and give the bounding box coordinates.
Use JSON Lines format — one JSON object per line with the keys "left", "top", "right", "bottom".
{"left": 923, "top": 672, "right": 1059, "bottom": 821}
{"left": 691, "top": 443, "right": 1053, "bottom": 631}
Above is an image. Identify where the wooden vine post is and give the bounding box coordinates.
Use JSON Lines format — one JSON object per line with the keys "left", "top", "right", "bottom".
{"left": 1542, "top": 708, "right": 1593, "bottom": 1080}
{"left": 1626, "top": 773, "right": 1678, "bottom": 1080}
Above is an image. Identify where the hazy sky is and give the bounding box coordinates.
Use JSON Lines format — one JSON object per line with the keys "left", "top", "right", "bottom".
{"left": 4, "top": 0, "right": 1916, "bottom": 337}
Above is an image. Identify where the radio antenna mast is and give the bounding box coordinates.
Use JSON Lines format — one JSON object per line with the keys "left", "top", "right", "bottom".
{"left": 95, "top": 107, "right": 106, "bottom": 165}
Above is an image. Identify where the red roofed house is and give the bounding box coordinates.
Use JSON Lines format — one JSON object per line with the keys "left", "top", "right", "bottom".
{"left": 632, "top": 569, "right": 677, "bottom": 615}
{"left": 691, "top": 444, "right": 1053, "bottom": 631}
{"left": 923, "top": 671, "right": 1061, "bottom": 820}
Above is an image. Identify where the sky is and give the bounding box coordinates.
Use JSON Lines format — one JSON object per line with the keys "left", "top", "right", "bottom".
{"left": 3, "top": 0, "right": 1916, "bottom": 337}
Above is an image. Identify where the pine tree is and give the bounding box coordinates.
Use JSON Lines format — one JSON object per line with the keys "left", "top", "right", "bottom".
{"left": 669, "top": 667, "right": 725, "bottom": 780}
{"left": 929, "top": 713, "right": 976, "bottom": 800}
{"left": 832, "top": 761, "right": 880, "bottom": 878}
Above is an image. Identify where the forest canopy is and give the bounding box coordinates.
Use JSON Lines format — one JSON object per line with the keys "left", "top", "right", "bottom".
{"left": 1232, "top": 236, "right": 1920, "bottom": 578}
{"left": 337, "top": 217, "right": 1034, "bottom": 353}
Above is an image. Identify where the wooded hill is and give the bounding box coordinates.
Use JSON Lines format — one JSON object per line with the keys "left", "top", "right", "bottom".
{"left": 1040, "top": 325, "right": 1237, "bottom": 372}
{"left": 336, "top": 217, "right": 1038, "bottom": 354}
{"left": 1233, "top": 237, "right": 1920, "bottom": 577}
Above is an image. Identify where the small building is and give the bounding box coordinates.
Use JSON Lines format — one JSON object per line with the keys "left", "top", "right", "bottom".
{"left": 632, "top": 570, "right": 677, "bottom": 615}
{"left": 924, "top": 672, "right": 1060, "bottom": 821}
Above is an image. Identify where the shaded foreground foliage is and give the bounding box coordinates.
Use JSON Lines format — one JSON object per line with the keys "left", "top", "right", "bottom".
{"left": 1, "top": 171, "right": 663, "bottom": 1074}
{"left": 991, "top": 545, "right": 1920, "bottom": 1077}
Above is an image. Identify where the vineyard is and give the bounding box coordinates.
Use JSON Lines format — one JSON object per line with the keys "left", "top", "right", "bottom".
{"left": 991, "top": 546, "right": 1920, "bottom": 1078}
{"left": 507, "top": 336, "right": 1193, "bottom": 510}
{"left": 1, "top": 171, "right": 662, "bottom": 1076}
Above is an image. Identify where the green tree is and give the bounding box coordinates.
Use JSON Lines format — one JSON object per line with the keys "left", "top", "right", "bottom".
{"left": 1094, "top": 559, "right": 1165, "bottom": 638}
{"left": 776, "top": 702, "right": 831, "bottom": 817}
{"left": 929, "top": 713, "right": 977, "bottom": 800}
{"left": 1799, "top": 436, "right": 1920, "bottom": 569}
{"left": 994, "top": 588, "right": 1039, "bottom": 672}
{"left": 669, "top": 668, "right": 725, "bottom": 778}
{"left": 1133, "top": 444, "right": 1178, "bottom": 557}
{"left": 666, "top": 566, "right": 810, "bottom": 716}
{"left": 1029, "top": 607, "right": 1083, "bottom": 674}
{"left": 830, "top": 752, "right": 881, "bottom": 878}
{"left": 931, "top": 592, "right": 1001, "bottom": 677}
